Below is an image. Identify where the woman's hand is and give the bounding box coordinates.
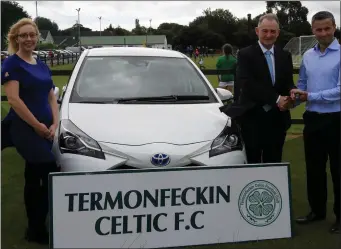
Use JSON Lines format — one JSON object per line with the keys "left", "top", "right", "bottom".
{"left": 34, "top": 122, "right": 50, "bottom": 139}
{"left": 47, "top": 123, "right": 58, "bottom": 141}
{"left": 48, "top": 88, "right": 59, "bottom": 141}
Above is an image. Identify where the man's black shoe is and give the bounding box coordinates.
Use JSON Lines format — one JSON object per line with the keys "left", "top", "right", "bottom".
{"left": 329, "top": 221, "right": 340, "bottom": 234}
{"left": 295, "top": 212, "right": 325, "bottom": 224}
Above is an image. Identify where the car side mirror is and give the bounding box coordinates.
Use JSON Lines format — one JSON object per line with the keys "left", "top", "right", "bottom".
{"left": 216, "top": 88, "right": 233, "bottom": 102}
{"left": 57, "top": 85, "right": 67, "bottom": 104}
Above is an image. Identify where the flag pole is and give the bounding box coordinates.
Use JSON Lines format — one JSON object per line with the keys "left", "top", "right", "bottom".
{"left": 35, "top": 1, "right": 38, "bottom": 19}
{"left": 35, "top": 1, "right": 40, "bottom": 51}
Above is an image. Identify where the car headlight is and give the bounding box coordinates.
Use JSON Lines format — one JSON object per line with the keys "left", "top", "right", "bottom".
{"left": 209, "top": 120, "right": 243, "bottom": 158}
{"left": 58, "top": 119, "right": 105, "bottom": 159}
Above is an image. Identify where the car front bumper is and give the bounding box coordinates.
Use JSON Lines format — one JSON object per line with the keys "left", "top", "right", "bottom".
{"left": 52, "top": 141, "right": 247, "bottom": 172}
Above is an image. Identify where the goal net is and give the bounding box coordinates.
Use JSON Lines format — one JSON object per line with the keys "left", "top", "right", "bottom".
{"left": 284, "top": 35, "right": 317, "bottom": 67}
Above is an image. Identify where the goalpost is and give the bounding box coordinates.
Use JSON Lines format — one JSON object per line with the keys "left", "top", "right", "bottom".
{"left": 284, "top": 35, "right": 317, "bottom": 67}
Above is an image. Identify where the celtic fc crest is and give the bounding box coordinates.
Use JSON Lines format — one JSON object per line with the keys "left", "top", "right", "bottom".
{"left": 238, "top": 180, "right": 282, "bottom": 227}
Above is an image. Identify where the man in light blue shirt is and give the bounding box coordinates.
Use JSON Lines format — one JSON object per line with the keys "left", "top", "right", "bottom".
{"left": 291, "top": 11, "right": 340, "bottom": 234}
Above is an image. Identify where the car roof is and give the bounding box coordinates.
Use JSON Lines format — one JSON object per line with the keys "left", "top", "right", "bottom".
{"left": 86, "top": 47, "right": 185, "bottom": 58}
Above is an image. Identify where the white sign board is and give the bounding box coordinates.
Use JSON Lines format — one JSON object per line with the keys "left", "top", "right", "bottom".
{"left": 49, "top": 163, "right": 292, "bottom": 248}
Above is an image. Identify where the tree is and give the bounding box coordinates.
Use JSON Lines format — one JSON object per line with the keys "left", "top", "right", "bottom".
{"left": 104, "top": 24, "right": 131, "bottom": 35}
{"left": 104, "top": 24, "right": 114, "bottom": 32}
{"left": 114, "top": 26, "right": 131, "bottom": 35}
{"left": 190, "top": 8, "right": 238, "bottom": 44}
{"left": 199, "top": 30, "right": 226, "bottom": 48}
{"left": 36, "top": 43, "right": 57, "bottom": 50}
{"left": 174, "top": 25, "right": 225, "bottom": 48}
{"left": 1, "top": 1, "right": 30, "bottom": 49}
{"left": 60, "top": 24, "right": 92, "bottom": 36}
{"left": 266, "top": 1, "right": 312, "bottom": 36}
{"left": 135, "top": 19, "right": 140, "bottom": 29}
{"left": 131, "top": 18, "right": 147, "bottom": 35}
{"left": 34, "top": 16, "right": 59, "bottom": 35}
{"left": 233, "top": 18, "right": 255, "bottom": 48}
{"left": 155, "top": 23, "right": 185, "bottom": 45}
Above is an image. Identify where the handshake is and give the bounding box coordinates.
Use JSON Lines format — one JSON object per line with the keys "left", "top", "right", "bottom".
{"left": 277, "top": 89, "right": 307, "bottom": 111}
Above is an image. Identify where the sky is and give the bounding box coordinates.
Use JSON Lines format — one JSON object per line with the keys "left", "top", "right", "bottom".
{"left": 16, "top": 1, "right": 341, "bottom": 31}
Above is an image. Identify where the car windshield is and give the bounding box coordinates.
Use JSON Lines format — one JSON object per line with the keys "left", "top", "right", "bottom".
{"left": 69, "top": 56, "right": 217, "bottom": 103}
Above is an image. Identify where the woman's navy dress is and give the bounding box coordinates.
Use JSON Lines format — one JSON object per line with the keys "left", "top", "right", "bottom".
{"left": 1, "top": 54, "right": 56, "bottom": 163}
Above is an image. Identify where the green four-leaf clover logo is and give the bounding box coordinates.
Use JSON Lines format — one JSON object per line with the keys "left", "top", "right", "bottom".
{"left": 248, "top": 190, "right": 274, "bottom": 217}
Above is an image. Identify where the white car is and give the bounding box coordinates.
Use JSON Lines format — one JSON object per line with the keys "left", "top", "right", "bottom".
{"left": 52, "top": 47, "right": 247, "bottom": 172}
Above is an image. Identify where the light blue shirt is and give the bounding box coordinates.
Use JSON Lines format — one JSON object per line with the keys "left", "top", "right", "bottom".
{"left": 258, "top": 40, "right": 275, "bottom": 81}
{"left": 257, "top": 41, "right": 280, "bottom": 110}
{"left": 296, "top": 38, "right": 340, "bottom": 113}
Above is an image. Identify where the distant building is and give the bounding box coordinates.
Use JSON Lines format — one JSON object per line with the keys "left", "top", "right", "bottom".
{"left": 79, "top": 35, "right": 168, "bottom": 49}
{"left": 39, "top": 30, "right": 54, "bottom": 44}
{"left": 36, "top": 31, "right": 172, "bottom": 50}
{"left": 52, "top": 36, "right": 78, "bottom": 48}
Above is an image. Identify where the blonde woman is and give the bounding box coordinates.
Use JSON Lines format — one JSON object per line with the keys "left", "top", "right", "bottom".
{"left": 1, "top": 18, "right": 59, "bottom": 244}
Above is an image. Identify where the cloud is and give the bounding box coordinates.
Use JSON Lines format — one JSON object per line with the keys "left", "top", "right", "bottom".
{"left": 16, "top": 1, "right": 340, "bottom": 31}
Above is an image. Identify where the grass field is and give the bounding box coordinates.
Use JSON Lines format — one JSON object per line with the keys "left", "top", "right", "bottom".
{"left": 3, "top": 57, "right": 337, "bottom": 249}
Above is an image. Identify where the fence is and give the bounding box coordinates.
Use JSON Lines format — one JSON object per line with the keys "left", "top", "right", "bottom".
{"left": 1, "top": 53, "right": 79, "bottom": 67}
{"left": 1, "top": 68, "right": 303, "bottom": 124}
{"left": 35, "top": 53, "right": 79, "bottom": 67}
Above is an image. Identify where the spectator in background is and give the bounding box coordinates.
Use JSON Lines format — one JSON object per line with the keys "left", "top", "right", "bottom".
{"left": 216, "top": 43, "right": 237, "bottom": 93}
{"left": 1, "top": 18, "right": 60, "bottom": 244}
{"left": 198, "top": 56, "right": 205, "bottom": 69}
{"left": 194, "top": 48, "right": 199, "bottom": 61}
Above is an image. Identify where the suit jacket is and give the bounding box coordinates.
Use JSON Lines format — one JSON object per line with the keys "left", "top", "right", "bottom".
{"left": 230, "top": 42, "right": 296, "bottom": 131}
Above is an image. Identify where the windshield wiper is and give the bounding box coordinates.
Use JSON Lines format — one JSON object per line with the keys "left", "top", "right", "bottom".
{"left": 76, "top": 100, "right": 114, "bottom": 104}
{"left": 117, "top": 95, "right": 210, "bottom": 103}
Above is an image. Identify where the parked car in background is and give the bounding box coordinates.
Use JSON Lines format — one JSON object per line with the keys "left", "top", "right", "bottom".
{"left": 33, "top": 50, "right": 47, "bottom": 58}
{"left": 66, "top": 46, "right": 85, "bottom": 53}
{"left": 1, "top": 51, "right": 9, "bottom": 61}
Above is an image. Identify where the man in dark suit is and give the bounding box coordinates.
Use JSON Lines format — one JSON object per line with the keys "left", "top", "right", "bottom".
{"left": 235, "top": 13, "right": 296, "bottom": 164}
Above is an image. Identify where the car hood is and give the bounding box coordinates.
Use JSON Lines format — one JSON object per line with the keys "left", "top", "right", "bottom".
{"left": 68, "top": 103, "right": 230, "bottom": 145}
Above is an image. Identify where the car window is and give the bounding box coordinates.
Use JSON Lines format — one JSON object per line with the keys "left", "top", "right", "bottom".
{"left": 70, "top": 56, "right": 216, "bottom": 103}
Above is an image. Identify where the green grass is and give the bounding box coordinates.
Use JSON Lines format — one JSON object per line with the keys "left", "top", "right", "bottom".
{"left": 2, "top": 137, "right": 339, "bottom": 249}
{"left": 49, "top": 63, "right": 76, "bottom": 71}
